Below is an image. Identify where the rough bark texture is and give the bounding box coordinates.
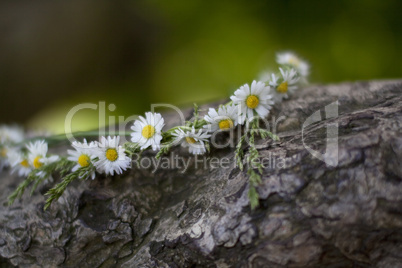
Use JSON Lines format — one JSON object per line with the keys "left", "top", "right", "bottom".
{"left": 1, "top": 80, "right": 402, "bottom": 268}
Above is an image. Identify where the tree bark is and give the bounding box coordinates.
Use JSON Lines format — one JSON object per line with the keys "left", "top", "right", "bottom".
{"left": 1, "top": 80, "right": 401, "bottom": 267}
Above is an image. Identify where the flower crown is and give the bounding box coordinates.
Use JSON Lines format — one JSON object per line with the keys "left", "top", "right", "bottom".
{"left": 1, "top": 51, "right": 310, "bottom": 210}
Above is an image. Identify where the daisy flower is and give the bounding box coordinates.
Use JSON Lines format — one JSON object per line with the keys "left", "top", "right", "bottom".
{"left": 269, "top": 67, "right": 299, "bottom": 103}
{"left": 203, "top": 103, "right": 239, "bottom": 132}
{"left": 276, "top": 51, "right": 310, "bottom": 78}
{"left": 172, "top": 127, "right": 211, "bottom": 155}
{"left": 26, "top": 140, "right": 59, "bottom": 182}
{"left": 0, "top": 145, "right": 11, "bottom": 171}
{"left": 0, "top": 125, "right": 24, "bottom": 144}
{"left": 0, "top": 126, "right": 25, "bottom": 171}
{"left": 230, "top": 80, "right": 274, "bottom": 124}
{"left": 27, "top": 140, "right": 59, "bottom": 170}
{"left": 7, "top": 149, "right": 32, "bottom": 177}
{"left": 131, "top": 112, "right": 164, "bottom": 151}
{"left": 93, "top": 136, "right": 131, "bottom": 176}
{"left": 67, "top": 139, "right": 97, "bottom": 180}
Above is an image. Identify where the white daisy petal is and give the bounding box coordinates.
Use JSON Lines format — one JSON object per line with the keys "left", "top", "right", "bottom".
{"left": 230, "top": 80, "right": 273, "bottom": 122}
{"left": 255, "top": 105, "right": 269, "bottom": 118}
{"left": 173, "top": 127, "right": 210, "bottom": 155}
{"left": 67, "top": 139, "right": 97, "bottom": 179}
{"left": 7, "top": 148, "right": 32, "bottom": 177}
{"left": 27, "top": 140, "right": 57, "bottom": 168}
{"left": 130, "top": 132, "right": 142, "bottom": 142}
{"left": 203, "top": 103, "right": 239, "bottom": 133}
{"left": 0, "top": 125, "right": 24, "bottom": 144}
{"left": 276, "top": 51, "right": 310, "bottom": 78}
{"left": 131, "top": 112, "right": 164, "bottom": 151}
{"left": 269, "top": 67, "right": 300, "bottom": 103}
{"left": 93, "top": 136, "right": 131, "bottom": 176}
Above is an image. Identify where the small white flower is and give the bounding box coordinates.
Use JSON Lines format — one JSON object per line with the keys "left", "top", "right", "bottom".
{"left": 269, "top": 67, "right": 299, "bottom": 102}
{"left": 230, "top": 80, "right": 274, "bottom": 124}
{"left": 93, "top": 136, "right": 131, "bottom": 176}
{"left": 204, "top": 103, "right": 239, "bottom": 132}
{"left": 131, "top": 112, "right": 164, "bottom": 151}
{"left": 0, "top": 125, "right": 24, "bottom": 144}
{"left": 8, "top": 149, "right": 32, "bottom": 177}
{"left": 276, "top": 52, "right": 310, "bottom": 78}
{"left": 27, "top": 140, "right": 59, "bottom": 169}
{"left": 172, "top": 127, "right": 211, "bottom": 155}
{"left": 67, "top": 139, "right": 97, "bottom": 180}
{"left": 0, "top": 145, "right": 10, "bottom": 171}
{"left": 26, "top": 140, "right": 59, "bottom": 181}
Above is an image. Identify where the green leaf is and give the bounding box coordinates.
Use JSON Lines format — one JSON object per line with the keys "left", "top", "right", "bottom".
{"left": 156, "top": 143, "right": 172, "bottom": 159}
{"left": 248, "top": 185, "right": 260, "bottom": 210}
{"left": 193, "top": 103, "right": 199, "bottom": 118}
{"left": 124, "top": 142, "right": 141, "bottom": 157}
{"left": 44, "top": 165, "right": 94, "bottom": 210}
{"left": 235, "top": 134, "right": 246, "bottom": 170}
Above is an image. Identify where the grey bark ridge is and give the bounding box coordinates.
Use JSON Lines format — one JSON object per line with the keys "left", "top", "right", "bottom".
{"left": 0, "top": 80, "right": 401, "bottom": 267}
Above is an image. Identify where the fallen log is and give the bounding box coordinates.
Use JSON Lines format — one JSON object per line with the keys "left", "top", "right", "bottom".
{"left": 0, "top": 80, "right": 401, "bottom": 267}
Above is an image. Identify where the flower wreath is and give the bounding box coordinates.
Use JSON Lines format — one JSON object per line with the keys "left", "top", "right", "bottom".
{"left": 1, "top": 52, "right": 310, "bottom": 210}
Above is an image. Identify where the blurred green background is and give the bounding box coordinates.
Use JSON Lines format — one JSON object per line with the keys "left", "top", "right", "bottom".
{"left": 0, "top": 0, "right": 401, "bottom": 134}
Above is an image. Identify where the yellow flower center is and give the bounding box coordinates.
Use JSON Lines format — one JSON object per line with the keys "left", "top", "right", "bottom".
{"left": 106, "top": 148, "right": 118, "bottom": 162}
{"left": 0, "top": 148, "right": 7, "bottom": 157}
{"left": 78, "top": 154, "right": 91, "bottom": 167}
{"left": 277, "top": 81, "right": 288, "bottom": 93}
{"left": 20, "top": 159, "right": 30, "bottom": 168}
{"left": 142, "top": 125, "right": 155, "bottom": 139}
{"left": 185, "top": 137, "right": 196, "bottom": 144}
{"left": 246, "top": 95, "right": 259, "bottom": 109}
{"left": 219, "top": 119, "right": 234, "bottom": 130}
{"left": 33, "top": 156, "right": 43, "bottom": 169}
